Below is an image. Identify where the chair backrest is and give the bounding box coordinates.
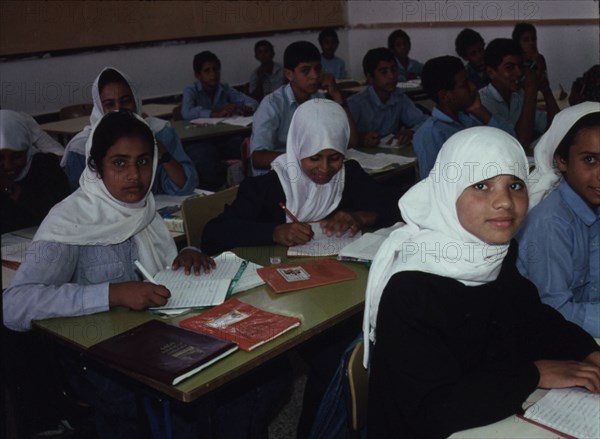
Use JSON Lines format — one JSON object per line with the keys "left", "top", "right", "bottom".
{"left": 347, "top": 340, "right": 368, "bottom": 432}
{"left": 171, "top": 104, "right": 183, "bottom": 121}
{"left": 59, "top": 103, "right": 93, "bottom": 120}
{"left": 181, "top": 186, "right": 239, "bottom": 248}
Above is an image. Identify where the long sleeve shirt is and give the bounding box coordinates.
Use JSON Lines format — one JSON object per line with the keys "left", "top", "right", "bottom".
{"left": 181, "top": 82, "right": 257, "bottom": 120}
{"left": 517, "top": 180, "right": 600, "bottom": 336}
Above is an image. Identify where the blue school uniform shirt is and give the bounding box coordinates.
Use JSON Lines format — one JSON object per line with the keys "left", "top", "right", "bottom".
{"left": 249, "top": 84, "right": 325, "bottom": 176}
{"left": 347, "top": 85, "right": 428, "bottom": 139}
{"left": 413, "top": 106, "right": 513, "bottom": 179}
{"left": 396, "top": 58, "right": 423, "bottom": 81}
{"left": 249, "top": 62, "right": 284, "bottom": 96}
{"left": 181, "top": 82, "right": 258, "bottom": 120}
{"left": 516, "top": 180, "right": 600, "bottom": 336}
{"left": 321, "top": 55, "right": 346, "bottom": 80}
{"left": 466, "top": 63, "right": 489, "bottom": 90}
{"left": 479, "top": 83, "right": 547, "bottom": 136}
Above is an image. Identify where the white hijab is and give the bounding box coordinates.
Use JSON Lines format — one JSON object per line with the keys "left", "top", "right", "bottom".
{"left": 35, "top": 112, "right": 177, "bottom": 275}
{"left": 363, "top": 127, "right": 529, "bottom": 366}
{"left": 0, "top": 110, "right": 36, "bottom": 181}
{"left": 61, "top": 67, "right": 168, "bottom": 166}
{"left": 271, "top": 99, "right": 349, "bottom": 222}
{"left": 527, "top": 101, "right": 600, "bottom": 209}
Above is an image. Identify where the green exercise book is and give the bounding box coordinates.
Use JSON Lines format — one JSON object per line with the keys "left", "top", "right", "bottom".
{"left": 88, "top": 320, "right": 238, "bottom": 386}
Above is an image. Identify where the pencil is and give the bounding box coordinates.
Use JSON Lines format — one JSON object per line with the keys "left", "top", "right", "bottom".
{"left": 134, "top": 260, "right": 158, "bottom": 285}
{"left": 279, "top": 202, "right": 300, "bottom": 223}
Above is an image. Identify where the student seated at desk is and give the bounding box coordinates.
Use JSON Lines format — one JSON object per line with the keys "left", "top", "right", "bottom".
{"left": 319, "top": 28, "right": 346, "bottom": 80}
{"left": 248, "top": 39, "right": 284, "bottom": 102}
{"left": 182, "top": 50, "right": 258, "bottom": 189}
{"left": 364, "top": 127, "right": 600, "bottom": 438}
{"left": 347, "top": 47, "right": 428, "bottom": 148}
{"left": 569, "top": 64, "right": 600, "bottom": 106}
{"left": 455, "top": 28, "right": 489, "bottom": 90}
{"left": 479, "top": 38, "right": 559, "bottom": 148}
{"left": 249, "top": 41, "right": 351, "bottom": 176}
{"left": 1, "top": 110, "right": 69, "bottom": 233}
{"left": 517, "top": 103, "right": 600, "bottom": 337}
{"left": 61, "top": 67, "right": 198, "bottom": 195}
{"left": 512, "top": 22, "right": 549, "bottom": 85}
{"left": 413, "top": 56, "right": 513, "bottom": 179}
{"left": 387, "top": 29, "right": 423, "bottom": 81}
{"left": 202, "top": 99, "right": 401, "bottom": 256}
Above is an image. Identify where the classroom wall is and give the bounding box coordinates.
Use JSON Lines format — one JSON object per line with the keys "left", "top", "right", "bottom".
{"left": 0, "top": 0, "right": 597, "bottom": 116}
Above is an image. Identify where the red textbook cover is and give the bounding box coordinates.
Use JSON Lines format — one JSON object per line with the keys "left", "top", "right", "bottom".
{"left": 179, "top": 298, "right": 302, "bottom": 351}
{"left": 256, "top": 259, "right": 357, "bottom": 293}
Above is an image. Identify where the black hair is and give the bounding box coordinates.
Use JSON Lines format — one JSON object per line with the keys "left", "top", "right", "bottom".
{"left": 512, "top": 22, "right": 537, "bottom": 43}
{"left": 254, "top": 39, "right": 274, "bottom": 53}
{"left": 455, "top": 28, "right": 485, "bottom": 58}
{"left": 97, "top": 68, "right": 130, "bottom": 95}
{"left": 362, "top": 47, "right": 396, "bottom": 76}
{"left": 193, "top": 51, "right": 221, "bottom": 74}
{"left": 554, "top": 111, "right": 600, "bottom": 162}
{"left": 283, "top": 41, "right": 320, "bottom": 70}
{"left": 484, "top": 38, "right": 522, "bottom": 69}
{"left": 421, "top": 56, "right": 465, "bottom": 103}
{"left": 318, "top": 28, "right": 339, "bottom": 45}
{"left": 88, "top": 110, "right": 155, "bottom": 177}
{"left": 387, "top": 29, "right": 410, "bottom": 51}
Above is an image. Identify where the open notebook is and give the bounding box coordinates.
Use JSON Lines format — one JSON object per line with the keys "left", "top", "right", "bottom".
{"left": 287, "top": 223, "right": 361, "bottom": 257}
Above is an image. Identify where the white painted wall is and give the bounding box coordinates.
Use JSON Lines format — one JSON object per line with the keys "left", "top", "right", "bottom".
{"left": 0, "top": 0, "right": 597, "bottom": 115}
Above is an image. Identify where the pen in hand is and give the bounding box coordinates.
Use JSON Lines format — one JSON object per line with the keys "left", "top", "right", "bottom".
{"left": 134, "top": 260, "right": 158, "bottom": 285}
{"left": 279, "top": 202, "right": 301, "bottom": 223}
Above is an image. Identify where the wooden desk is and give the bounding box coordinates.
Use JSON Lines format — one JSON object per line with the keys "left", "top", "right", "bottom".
{"left": 170, "top": 120, "right": 252, "bottom": 145}
{"left": 32, "top": 247, "right": 368, "bottom": 402}
{"left": 40, "top": 104, "right": 178, "bottom": 137}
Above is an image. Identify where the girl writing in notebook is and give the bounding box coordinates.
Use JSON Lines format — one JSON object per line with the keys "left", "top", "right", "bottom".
{"left": 364, "top": 127, "right": 600, "bottom": 438}
{"left": 201, "top": 99, "right": 401, "bottom": 255}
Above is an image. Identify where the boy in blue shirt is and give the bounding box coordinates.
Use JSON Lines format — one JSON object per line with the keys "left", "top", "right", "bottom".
{"left": 479, "top": 38, "right": 559, "bottom": 148}
{"left": 249, "top": 41, "right": 349, "bottom": 175}
{"left": 455, "top": 28, "right": 489, "bottom": 90}
{"left": 387, "top": 29, "right": 423, "bottom": 81}
{"left": 182, "top": 51, "right": 258, "bottom": 189}
{"left": 413, "top": 56, "right": 512, "bottom": 179}
{"left": 248, "top": 40, "right": 284, "bottom": 102}
{"left": 319, "top": 28, "right": 346, "bottom": 80}
{"left": 347, "top": 47, "right": 428, "bottom": 148}
{"left": 517, "top": 104, "right": 600, "bottom": 337}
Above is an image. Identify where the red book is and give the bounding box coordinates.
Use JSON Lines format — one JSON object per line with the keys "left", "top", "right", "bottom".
{"left": 256, "top": 259, "right": 357, "bottom": 293}
{"left": 180, "top": 298, "right": 302, "bottom": 351}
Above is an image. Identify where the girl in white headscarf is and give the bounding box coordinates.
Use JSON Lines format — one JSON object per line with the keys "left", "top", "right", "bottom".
{"left": 201, "top": 99, "right": 401, "bottom": 255}
{"left": 1, "top": 110, "right": 70, "bottom": 233}
{"left": 4, "top": 110, "right": 213, "bottom": 333}
{"left": 61, "top": 67, "right": 198, "bottom": 194}
{"left": 517, "top": 102, "right": 600, "bottom": 337}
{"left": 365, "top": 127, "right": 600, "bottom": 438}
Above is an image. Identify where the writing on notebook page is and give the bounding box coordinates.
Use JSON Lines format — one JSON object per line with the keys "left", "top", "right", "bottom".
{"left": 287, "top": 223, "right": 361, "bottom": 257}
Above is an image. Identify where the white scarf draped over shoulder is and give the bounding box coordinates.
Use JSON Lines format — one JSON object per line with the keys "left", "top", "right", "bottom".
{"left": 35, "top": 112, "right": 177, "bottom": 275}
{"left": 363, "top": 126, "right": 529, "bottom": 366}
{"left": 61, "top": 67, "right": 168, "bottom": 166}
{"left": 271, "top": 99, "right": 349, "bottom": 222}
{"left": 527, "top": 101, "right": 600, "bottom": 209}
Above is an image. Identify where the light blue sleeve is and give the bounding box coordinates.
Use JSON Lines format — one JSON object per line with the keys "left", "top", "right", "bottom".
{"left": 413, "top": 122, "right": 444, "bottom": 179}
{"left": 3, "top": 241, "right": 109, "bottom": 332}
{"left": 249, "top": 98, "right": 281, "bottom": 154}
{"left": 64, "top": 150, "right": 86, "bottom": 192}
{"left": 488, "top": 116, "right": 517, "bottom": 137}
{"left": 534, "top": 109, "right": 548, "bottom": 135}
{"left": 517, "top": 213, "right": 600, "bottom": 337}
{"left": 154, "top": 126, "right": 198, "bottom": 195}
{"left": 181, "top": 84, "right": 211, "bottom": 120}
{"left": 399, "top": 94, "right": 429, "bottom": 130}
{"left": 248, "top": 68, "right": 259, "bottom": 94}
{"left": 226, "top": 86, "right": 258, "bottom": 110}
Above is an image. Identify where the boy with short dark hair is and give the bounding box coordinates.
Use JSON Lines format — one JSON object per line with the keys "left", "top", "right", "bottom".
{"left": 455, "top": 28, "right": 489, "bottom": 90}
{"left": 479, "top": 38, "right": 558, "bottom": 148}
{"left": 182, "top": 50, "right": 257, "bottom": 120}
{"left": 249, "top": 41, "right": 348, "bottom": 175}
{"left": 347, "top": 47, "right": 428, "bottom": 148}
{"left": 318, "top": 28, "right": 346, "bottom": 80}
{"left": 387, "top": 29, "right": 423, "bottom": 81}
{"left": 413, "top": 56, "right": 513, "bottom": 178}
{"left": 249, "top": 40, "right": 284, "bottom": 101}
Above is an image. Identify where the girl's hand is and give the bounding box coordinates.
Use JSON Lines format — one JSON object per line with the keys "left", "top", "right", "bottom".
{"left": 534, "top": 359, "right": 600, "bottom": 393}
{"left": 320, "top": 211, "right": 363, "bottom": 237}
{"left": 172, "top": 249, "right": 216, "bottom": 275}
{"left": 109, "top": 281, "right": 170, "bottom": 310}
{"left": 273, "top": 223, "right": 313, "bottom": 246}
